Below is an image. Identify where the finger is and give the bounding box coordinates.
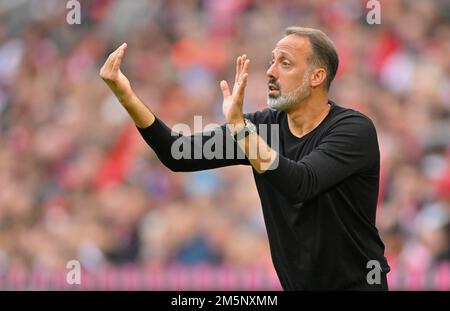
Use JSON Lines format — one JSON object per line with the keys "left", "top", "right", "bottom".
{"left": 112, "top": 43, "right": 127, "bottom": 71}
{"left": 237, "top": 73, "right": 248, "bottom": 96}
{"left": 109, "top": 43, "right": 124, "bottom": 59}
{"left": 238, "top": 59, "right": 250, "bottom": 85}
{"left": 220, "top": 80, "right": 231, "bottom": 97}
{"left": 237, "top": 58, "right": 249, "bottom": 95}
{"left": 107, "top": 43, "right": 125, "bottom": 66}
{"left": 240, "top": 54, "right": 246, "bottom": 74}
{"left": 242, "top": 58, "right": 250, "bottom": 75}
{"left": 234, "top": 56, "right": 241, "bottom": 85}
{"left": 233, "top": 56, "right": 248, "bottom": 94}
{"left": 105, "top": 51, "right": 116, "bottom": 71}
{"left": 236, "top": 54, "right": 247, "bottom": 87}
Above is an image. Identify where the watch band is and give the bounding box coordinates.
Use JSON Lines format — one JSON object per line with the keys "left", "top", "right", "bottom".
{"left": 232, "top": 119, "right": 257, "bottom": 142}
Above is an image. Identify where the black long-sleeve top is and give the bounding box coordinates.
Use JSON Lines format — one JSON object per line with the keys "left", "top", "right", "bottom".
{"left": 137, "top": 100, "right": 390, "bottom": 290}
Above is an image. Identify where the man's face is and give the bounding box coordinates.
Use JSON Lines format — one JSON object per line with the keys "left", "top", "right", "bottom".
{"left": 266, "top": 35, "right": 313, "bottom": 111}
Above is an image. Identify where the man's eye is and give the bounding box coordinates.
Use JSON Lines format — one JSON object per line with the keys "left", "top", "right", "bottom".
{"left": 282, "top": 61, "right": 290, "bottom": 67}
{"left": 269, "top": 60, "right": 275, "bottom": 65}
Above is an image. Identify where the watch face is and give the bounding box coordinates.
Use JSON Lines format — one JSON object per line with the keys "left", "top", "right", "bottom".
{"left": 246, "top": 120, "right": 256, "bottom": 132}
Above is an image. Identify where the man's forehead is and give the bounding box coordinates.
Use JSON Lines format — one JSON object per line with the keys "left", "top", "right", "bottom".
{"left": 272, "top": 35, "right": 310, "bottom": 58}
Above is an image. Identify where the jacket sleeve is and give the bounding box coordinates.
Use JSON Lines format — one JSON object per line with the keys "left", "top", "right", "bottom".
{"left": 137, "top": 117, "right": 249, "bottom": 172}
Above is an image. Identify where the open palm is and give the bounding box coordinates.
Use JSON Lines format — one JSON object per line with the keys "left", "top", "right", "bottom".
{"left": 220, "top": 55, "right": 250, "bottom": 124}
{"left": 99, "top": 43, "right": 132, "bottom": 102}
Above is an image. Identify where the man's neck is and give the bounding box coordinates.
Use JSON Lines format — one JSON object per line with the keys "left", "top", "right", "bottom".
{"left": 286, "top": 93, "right": 331, "bottom": 138}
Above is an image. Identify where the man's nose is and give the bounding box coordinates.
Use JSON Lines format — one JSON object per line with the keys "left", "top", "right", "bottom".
{"left": 266, "top": 63, "right": 278, "bottom": 80}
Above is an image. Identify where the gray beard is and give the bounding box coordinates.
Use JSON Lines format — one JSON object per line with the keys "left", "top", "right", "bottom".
{"left": 267, "top": 70, "right": 311, "bottom": 111}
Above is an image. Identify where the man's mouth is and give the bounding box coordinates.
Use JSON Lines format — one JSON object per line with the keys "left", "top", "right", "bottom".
{"left": 268, "top": 83, "right": 280, "bottom": 96}
{"left": 268, "top": 83, "right": 280, "bottom": 91}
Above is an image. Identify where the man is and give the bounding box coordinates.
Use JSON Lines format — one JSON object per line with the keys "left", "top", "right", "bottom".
{"left": 100, "top": 26, "right": 390, "bottom": 290}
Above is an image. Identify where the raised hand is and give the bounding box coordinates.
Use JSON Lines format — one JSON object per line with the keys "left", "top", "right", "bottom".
{"left": 220, "top": 54, "right": 250, "bottom": 125}
{"left": 99, "top": 43, "right": 132, "bottom": 102}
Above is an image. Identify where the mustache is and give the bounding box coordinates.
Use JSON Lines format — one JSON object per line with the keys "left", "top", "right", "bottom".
{"left": 268, "top": 79, "right": 281, "bottom": 90}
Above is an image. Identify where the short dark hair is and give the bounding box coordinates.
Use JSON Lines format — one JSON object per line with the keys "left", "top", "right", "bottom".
{"left": 285, "top": 27, "right": 339, "bottom": 90}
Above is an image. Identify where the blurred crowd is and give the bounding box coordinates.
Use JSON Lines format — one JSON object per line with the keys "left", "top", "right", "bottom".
{"left": 0, "top": 0, "right": 449, "bottom": 290}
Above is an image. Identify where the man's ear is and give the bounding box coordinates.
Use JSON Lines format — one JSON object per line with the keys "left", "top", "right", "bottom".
{"left": 310, "top": 68, "right": 327, "bottom": 88}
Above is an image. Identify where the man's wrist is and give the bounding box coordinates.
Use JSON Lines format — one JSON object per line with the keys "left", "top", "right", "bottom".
{"left": 230, "top": 118, "right": 257, "bottom": 142}
{"left": 116, "top": 88, "right": 134, "bottom": 105}
{"left": 227, "top": 118, "right": 245, "bottom": 134}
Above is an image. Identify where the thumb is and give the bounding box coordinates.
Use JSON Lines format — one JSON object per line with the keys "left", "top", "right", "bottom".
{"left": 220, "top": 80, "right": 231, "bottom": 98}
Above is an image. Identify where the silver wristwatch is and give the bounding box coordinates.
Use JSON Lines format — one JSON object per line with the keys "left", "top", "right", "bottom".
{"left": 232, "top": 118, "right": 257, "bottom": 142}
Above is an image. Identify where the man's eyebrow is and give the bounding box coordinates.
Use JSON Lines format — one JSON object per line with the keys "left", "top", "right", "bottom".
{"left": 271, "top": 51, "right": 293, "bottom": 59}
